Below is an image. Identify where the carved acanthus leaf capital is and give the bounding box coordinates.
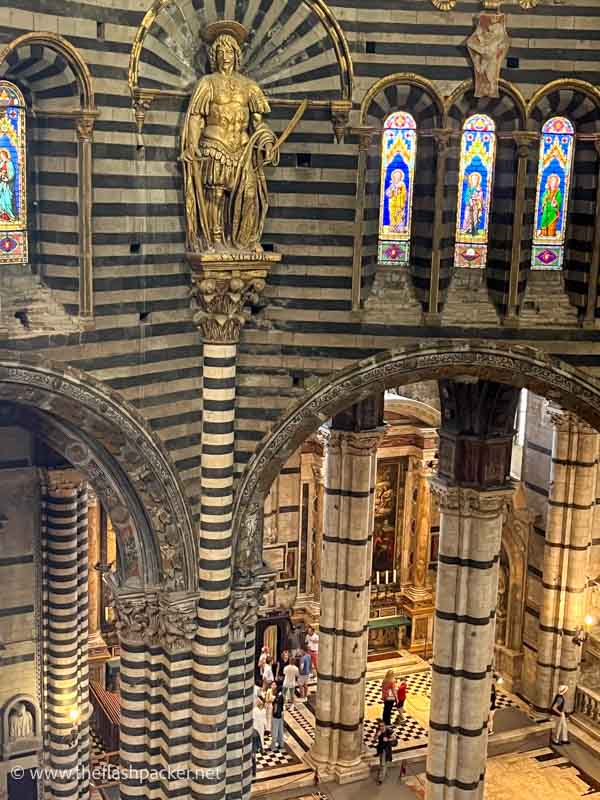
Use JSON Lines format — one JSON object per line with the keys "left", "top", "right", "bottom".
{"left": 430, "top": 479, "right": 514, "bottom": 516}
{"left": 230, "top": 573, "right": 276, "bottom": 640}
{"left": 190, "top": 270, "right": 267, "bottom": 343}
{"left": 111, "top": 590, "right": 200, "bottom": 652}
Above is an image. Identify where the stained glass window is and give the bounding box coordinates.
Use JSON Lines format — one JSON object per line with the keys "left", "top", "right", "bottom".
{"left": 531, "top": 117, "right": 575, "bottom": 270}
{"left": 0, "top": 81, "right": 27, "bottom": 264}
{"left": 378, "top": 111, "right": 417, "bottom": 265}
{"left": 454, "top": 113, "right": 496, "bottom": 269}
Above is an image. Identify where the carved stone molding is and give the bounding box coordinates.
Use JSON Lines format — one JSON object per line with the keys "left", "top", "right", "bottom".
{"left": 330, "top": 99, "right": 352, "bottom": 143}
{"left": 431, "top": 479, "right": 514, "bottom": 516}
{"left": 111, "top": 590, "right": 200, "bottom": 651}
{"left": 230, "top": 574, "right": 277, "bottom": 640}
{"left": 328, "top": 427, "right": 387, "bottom": 457}
{"left": 547, "top": 403, "right": 599, "bottom": 436}
{"left": 231, "top": 342, "right": 600, "bottom": 572}
{"left": 234, "top": 502, "right": 263, "bottom": 584}
{"left": 0, "top": 355, "right": 196, "bottom": 592}
{"left": 190, "top": 270, "right": 268, "bottom": 343}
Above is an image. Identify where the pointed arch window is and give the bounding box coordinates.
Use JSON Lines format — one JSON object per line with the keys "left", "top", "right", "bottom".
{"left": 531, "top": 117, "right": 575, "bottom": 270}
{"left": 0, "top": 81, "right": 27, "bottom": 264}
{"left": 454, "top": 113, "right": 496, "bottom": 268}
{"left": 378, "top": 111, "right": 417, "bottom": 265}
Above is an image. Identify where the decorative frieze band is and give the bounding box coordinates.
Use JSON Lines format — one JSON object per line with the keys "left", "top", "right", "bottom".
{"left": 110, "top": 589, "right": 200, "bottom": 651}
{"left": 431, "top": 480, "right": 514, "bottom": 516}
{"left": 328, "top": 427, "right": 387, "bottom": 457}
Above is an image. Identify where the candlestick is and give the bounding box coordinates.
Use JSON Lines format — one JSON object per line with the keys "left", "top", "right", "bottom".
{"left": 385, "top": 570, "right": 389, "bottom": 585}
{"left": 376, "top": 571, "right": 380, "bottom": 586}
{"left": 393, "top": 569, "right": 397, "bottom": 584}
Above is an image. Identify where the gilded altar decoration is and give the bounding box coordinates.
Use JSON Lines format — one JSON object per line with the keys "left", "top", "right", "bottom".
{"left": 378, "top": 111, "right": 417, "bottom": 266}
{"left": 181, "top": 21, "right": 279, "bottom": 256}
{"left": 531, "top": 117, "right": 575, "bottom": 270}
{"left": 373, "top": 461, "right": 404, "bottom": 575}
{"left": 454, "top": 114, "right": 497, "bottom": 269}
{"left": 0, "top": 82, "right": 27, "bottom": 264}
{"left": 467, "top": 13, "right": 510, "bottom": 99}
{"left": 431, "top": 0, "right": 456, "bottom": 9}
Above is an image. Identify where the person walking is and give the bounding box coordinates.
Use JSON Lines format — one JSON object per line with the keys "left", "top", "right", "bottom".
{"left": 298, "top": 649, "right": 312, "bottom": 701}
{"left": 381, "top": 670, "right": 398, "bottom": 725}
{"left": 396, "top": 678, "right": 407, "bottom": 721}
{"left": 264, "top": 680, "right": 276, "bottom": 733}
{"left": 488, "top": 681, "right": 497, "bottom": 734}
{"left": 374, "top": 721, "right": 396, "bottom": 784}
{"left": 271, "top": 684, "right": 285, "bottom": 752}
{"left": 551, "top": 685, "right": 570, "bottom": 745}
{"left": 283, "top": 657, "right": 300, "bottom": 706}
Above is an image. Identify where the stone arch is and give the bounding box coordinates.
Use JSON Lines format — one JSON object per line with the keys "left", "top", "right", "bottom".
{"left": 231, "top": 341, "right": 600, "bottom": 578}
{"left": 129, "top": 0, "right": 352, "bottom": 101}
{"left": 0, "top": 352, "right": 196, "bottom": 592}
{"left": 0, "top": 32, "right": 95, "bottom": 112}
{"left": 0, "top": 33, "right": 97, "bottom": 317}
{"left": 445, "top": 78, "right": 527, "bottom": 131}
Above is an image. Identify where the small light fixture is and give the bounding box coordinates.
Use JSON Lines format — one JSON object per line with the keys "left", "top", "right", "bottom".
{"left": 573, "top": 616, "right": 593, "bottom": 646}
{"left": 496, "top": 676, "right": 504, "bottom": 686}
{"left": 64, "top": 708, "right": 80, "bottom": 746}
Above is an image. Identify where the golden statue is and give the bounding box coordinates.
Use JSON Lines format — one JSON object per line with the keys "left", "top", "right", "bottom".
{"left": 181, "top": 21, "right": 278, "bottom": 254}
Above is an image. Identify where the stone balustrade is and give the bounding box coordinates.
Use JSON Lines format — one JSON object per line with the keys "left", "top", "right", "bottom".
{"left": 574, "top": 685, "right": 600, "bottom": 725}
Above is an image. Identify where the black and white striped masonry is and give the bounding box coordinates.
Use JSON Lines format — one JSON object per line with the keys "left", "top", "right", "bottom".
{"left": 42, "top": 472, "right": 90, "bottom": 800}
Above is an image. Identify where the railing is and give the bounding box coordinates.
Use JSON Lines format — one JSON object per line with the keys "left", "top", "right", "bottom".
{"left": 574, "top": 685, "right": 600, "bottom": 726}
{"left": 90, "top": 680, "right": 120, "bottom": 753}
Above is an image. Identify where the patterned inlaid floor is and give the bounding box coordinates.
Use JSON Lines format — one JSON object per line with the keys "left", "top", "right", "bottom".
{"left": 485, "top": 748, "right": 600, "bottom": 799}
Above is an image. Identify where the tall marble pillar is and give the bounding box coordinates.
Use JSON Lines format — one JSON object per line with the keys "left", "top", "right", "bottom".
{"left": 309, "top": 396, "right": 385, "bottom": 781}
{"left": 426, "top": 380, "right": 520, "bottom": 800}
{"left": 42, "top": 470, "right": 90, "bottom": 800}
{"left": 189, "top": 266, "right": 272, "bottom": 799}
{"left": 536, "top": 406, "right": 599, "bottom": 712}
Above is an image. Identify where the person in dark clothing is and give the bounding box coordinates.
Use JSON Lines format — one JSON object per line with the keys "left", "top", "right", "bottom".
{"left": 270, "top": 684, "right": 285, "bottom": 751}
{"left": 374, "top": 721, "right": 396, "bottom": 784}
{"left": 488, "top": 681, "right": 497, "bottom": 734}
{"left": 251, "top": 728, "right": 263, "bottom": 777}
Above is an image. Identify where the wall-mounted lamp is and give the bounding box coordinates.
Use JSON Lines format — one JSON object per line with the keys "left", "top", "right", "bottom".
{"left": 63, "top": 708, "right": 80, "bottom": 746}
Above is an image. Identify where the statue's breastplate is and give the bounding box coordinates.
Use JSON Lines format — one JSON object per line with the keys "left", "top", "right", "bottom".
{"left": 205, "top": 79, "right": 251, "bottom": 153}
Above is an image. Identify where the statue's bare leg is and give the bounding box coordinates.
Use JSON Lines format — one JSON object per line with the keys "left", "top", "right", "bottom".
{"left": 208, "top": 187, "right": 226, "bottom": 246}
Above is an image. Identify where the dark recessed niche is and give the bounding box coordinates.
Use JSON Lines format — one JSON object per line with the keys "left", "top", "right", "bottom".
{"left": 263, "top": 243, "right": 275, "bottom": 252}
{"left": 139, "top": 311, "right": 151, "bottom": 323}
{"left": 130, "top": 242, "right": 142, "bottom": 254}
{"left": 366, "top": 41, "right": 376, "bottom": 54}
{"left": 296, "top": 152, "right": 311, "bottom": 168}
{"left": 507, "top": 56, "right": 519, "bottom": 69}
{"left": 97, "top": 21, "right": 105, "bottom": 40}
{"left": 14, "top": 310, "right": 29, "bottom": 328}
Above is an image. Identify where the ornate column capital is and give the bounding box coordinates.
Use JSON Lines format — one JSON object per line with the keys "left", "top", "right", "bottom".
{"left": 131, "top": 88, "right": 156, "bottom": 135}
{"left": 230, "top": 573, "right": 277, "bottom": 640}
{"left": 46, "top": 468, "right": 85, "bottom": 494}
{"left": 512, "top": 131, "right": 538, "bottom": 159}
{"left": 431, "top": 479, "right": 514, "bottom": 517}
{"left": 190, "top": 265, "right": 270, "bottom": 343}
{"left": 111, "top": 590, "right": 200, "bottom": 652}
{"left": 75, "top": 110, "right": 99, "bottom": 142}
{"left": 547, "top": 403, "right": 597, "bottom": 435}
{"left": 329, "top": 426, "right": 387, "bottom": 456}
{"left": 354, "top": 125, "right": 377, "bottom": 152}
{"left": 432, "top": 128, "right": 454, "bottom": 155}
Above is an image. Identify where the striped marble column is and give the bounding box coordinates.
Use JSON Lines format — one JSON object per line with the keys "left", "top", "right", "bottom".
{"left": 426, "top": 484, "right": 512, "bottom": 800}
{"left": 536, "top": 406, "right": 599, "bottom": 712}
{"left": 309, "top": 405, "right": 384, "bottom": 780}
{"left": 426, "top": 379, "right": 519, "bottom": 800}
{"left": 189, "top": 269, "right": 270, "bottom": 799}
{"left": 43, "top": 471, "right": 90, "bottom": 800}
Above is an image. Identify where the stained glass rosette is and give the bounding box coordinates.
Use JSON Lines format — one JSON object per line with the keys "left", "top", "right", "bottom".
{"left": 378, "top": 111, "right": 417, "bottom": 265}
{"left": 531, "top": 117, "right": 575, "bottom": 271}
{"left": 454, "top": 113, "right": 496, "bottom": 269}
{"left": 0, "top": 82, "right": 27, "bottom": 264}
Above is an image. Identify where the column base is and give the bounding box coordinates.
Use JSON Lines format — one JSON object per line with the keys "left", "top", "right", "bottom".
{"left": 304, "top": 750, "right": 371, "bottom": 785}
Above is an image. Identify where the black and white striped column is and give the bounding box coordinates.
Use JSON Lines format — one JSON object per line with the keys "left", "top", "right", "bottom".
{"left": 188, "top": 268, "right": 270, "bottom": 800}
{"left": 426, "top": 379, "right": 519, "bottom": 800}
{"left": 43, "top": 472, "right": 90, "bottom": 800}
{"left": 536, "top": 406, "right": 599, "bottom": 712}
{"left": 310, "top": 399, "right": 384, "bottom": 779}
